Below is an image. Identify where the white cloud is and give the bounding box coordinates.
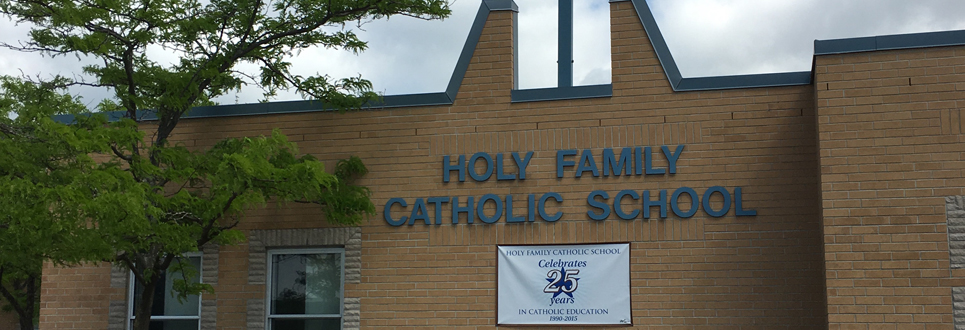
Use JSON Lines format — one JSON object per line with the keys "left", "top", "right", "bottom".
{"left": 1, "top": 0, "right": 964, "bottom": 106}
{"left": 517, "top": 0, "right": 559, "bottom": 89}
{"left": 650, "top": 0, "right": 965, "bottom": 76}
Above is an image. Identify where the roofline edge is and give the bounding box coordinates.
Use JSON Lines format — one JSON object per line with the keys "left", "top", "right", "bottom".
{"left": 814, "top": 29, "right": 965, "bottom": 55}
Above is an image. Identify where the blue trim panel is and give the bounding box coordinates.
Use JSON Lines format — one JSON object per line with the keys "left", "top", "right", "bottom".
{"left": 813, "top": 37, "right": 876, "bottom": 55}
{"left": 815, "top": 30, "right": 965, "bottom": 55}
{"left": 52, "top": 93, "right": 454, "bottom": 123}
{"left": 189, "top": 92, "right": 453, "bottom": 117}
{"left": 511, "top": 84, "right": 612, "bottom": 103}
{"left": 675, "top": 71, "right": 812, "bottom": 91}
{"left": 52, "top": 110, "right": 157, "bottom": 123}
{"left": 196, "top": 100, "right": 322, "bottom": 117}
{"left": 51, "top": 114, "right": 74, "bottom": 123}
{"left": 485, "top": 0, "right": 518, "bottom": 11}
{"left": 371, "top": 93, "right": 453, "bottom": 108}
{"left": 558, "top": 0, "right": 574, "bottom": 88}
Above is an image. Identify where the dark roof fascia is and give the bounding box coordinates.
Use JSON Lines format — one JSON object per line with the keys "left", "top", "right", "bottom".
{"left": 51, "top": 92, "right": 455, "bottom": 123}
{"left": 178, "top": 92, "right": 456, "bottom": 118}
{"left": 52, "top": 111, "right": 144, "bottom": 124}
{"left": 675, "top": 71, "right": 812, "bottom": 91}
{"left": 814, "top": 29, "right": 965, "bottom": 55}
{"left": 511, "top": 84, "right": 612, "bottom": 103}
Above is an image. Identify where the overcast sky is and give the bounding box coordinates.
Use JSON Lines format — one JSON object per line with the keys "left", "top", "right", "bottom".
{"left": 2, "top": 0, "right": 965, "bottom": 108}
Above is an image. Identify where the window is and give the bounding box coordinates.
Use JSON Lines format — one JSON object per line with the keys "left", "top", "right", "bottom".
{"left": 267, "top": 248, "right": 344, "bottom": 330}
{"left": 128, "top": 255, "right": 202, "bottom": 330}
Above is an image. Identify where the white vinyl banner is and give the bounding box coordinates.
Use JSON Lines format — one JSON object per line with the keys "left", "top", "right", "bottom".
{"left": 497, "top": 243, "right": 632, "bottom": 326}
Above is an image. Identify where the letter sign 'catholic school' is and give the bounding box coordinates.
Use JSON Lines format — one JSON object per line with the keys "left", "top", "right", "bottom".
{"left": 383, "top": 145, "right": 757, "bottom": 226}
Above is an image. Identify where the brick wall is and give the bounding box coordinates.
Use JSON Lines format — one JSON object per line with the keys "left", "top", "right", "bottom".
{"left": 40, "top": 1, "right": 831, "bottom": 329}
{"left": 815, "top": 45, "right": 965, "bottom": 328}
{"left": 39, "top": 262, "right": 120, "bottom": 329}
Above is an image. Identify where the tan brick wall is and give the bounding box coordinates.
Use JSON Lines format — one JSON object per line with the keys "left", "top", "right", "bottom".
{"left": 39, "top": 262, "right": 120, "bottom": 329}
{"left": 815, "top": 45, "right": 965, "bottom": 329}
{"left": 40, "top": 2, "right": 828, "bottom": 329}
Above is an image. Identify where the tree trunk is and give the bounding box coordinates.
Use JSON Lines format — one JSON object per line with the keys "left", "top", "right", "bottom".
{"left": 18, "top": 275, "right": 35, "bottom": 330}
{"left": 18, "top": 315, "right": 33, "bottom": 330}
{"left": 3, "top": 284, "right": 35, "bottom": 330}
{"left": 0, "top": 271, "right": 36, "bottom": 330}
{"left": 131, "top": 277, "right": 157, "bottom": 330}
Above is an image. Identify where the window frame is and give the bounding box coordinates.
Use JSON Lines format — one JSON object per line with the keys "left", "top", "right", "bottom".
{"left": 265, "top": 247, "right": 346, "bottom": 330}
{"left": 126, "top": 253, "right": 203, "bottom": 330}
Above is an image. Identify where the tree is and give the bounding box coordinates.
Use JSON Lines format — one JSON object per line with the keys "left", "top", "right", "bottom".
{"left": 0, "top": 76, "right": 114, "bottom": 330}
{"left": 0, "top": 0, "right": 450, "bottom": 329}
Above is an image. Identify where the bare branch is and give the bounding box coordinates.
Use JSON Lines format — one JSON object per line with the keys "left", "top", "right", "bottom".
{"left": 0, "top": 123, "right": 39, "bottom": 141}
{"left": 110, "top": 143, "right": 134, "bottom": 162}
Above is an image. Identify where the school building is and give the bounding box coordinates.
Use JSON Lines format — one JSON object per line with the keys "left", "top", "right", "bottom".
{"left": 16, "top": 0, "right": 965, "bottom": 328}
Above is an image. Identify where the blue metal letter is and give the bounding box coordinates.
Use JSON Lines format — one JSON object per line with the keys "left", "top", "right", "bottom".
{"left": 603, "top": 147, "right": 633, "bottom": 177}
{"left": 384, "top": 198, "right": 408, "bottom": 226}
{"left": 662, "top": 145, "right": 685, "bottom": 174}
{"left": 556, "top": 150, "right": 577, "bottom": 178}
{"left": 735, "top": 187, "right": 758, "bottom": 216}
{"left": 701, "top": 186, "right": 731, "bottom": 218}
{"left": 576, "top": 149, "right": 599, "bottom": 178}
{"left": 614, "top": 190, "right": 640, "bottom": 220}
{"left": 643, "top": 190, "right": 667, "bottom": 219}
{"left": 586, "top": 190, "right": 610, "bottom": 221}
{"left": 506, "top": 195, "right": 526, "bottom": 223}
{"left": 512, "top": 151, "right": 534, "bottom": 180}
{"left": 671, "top": 187, "right": 698, "bottom": 218}
{"left": 477, "top": 194, "right": 503, "bottom": 224}
{"left": 428, "top": 197, "right": 449, "bottom": 225}
{"left": 408, "top": 198, "right": 431, "bottom": 225}
{"left": 538, "top": 192, "right": 563, "bottom": 222}
{"left": 468, "top": 152, "right": 494, "bottom": 181}
{"left": 645, "top": 146, "right": 665, "bottom": 175}
{"left": 451, "top": 196, "right": 474, "bottom": 224}
{"left": 496, "top": 153, "right": 516, "bottom": 181}
{"left": 527, "top": 194, "right": 536, "bottom": 222}
{"left": 442, "top": 155, "right": 465, "bottom": 183}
